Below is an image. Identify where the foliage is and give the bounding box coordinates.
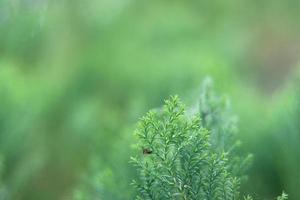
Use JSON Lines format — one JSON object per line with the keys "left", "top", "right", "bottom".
{"left": 131, "top": 94, "right": 287, "bottom": 200}
{"left": 277, "top": 192, "right": 288, "bottom": 200}
{"left": 198, "top": 78, "right": 252, "bottom": 178}
{"left": 131, "top": 95, "right": 239, "bottom": 199}
{"left": 0, "top": 0, "right": 299, "bottom": 199}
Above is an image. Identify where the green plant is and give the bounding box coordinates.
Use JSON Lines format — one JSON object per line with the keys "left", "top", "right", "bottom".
{"left": 131, "top": 93, "right": 287, "bottom": 200}
{"left": 131, "top": 95, "right": 242, "bottom": 199}
{"left": 277, "top": 192, "right": 288, "bottom": 200}
{"left": 198, "top": 78, "right": 252, "bottom": 178}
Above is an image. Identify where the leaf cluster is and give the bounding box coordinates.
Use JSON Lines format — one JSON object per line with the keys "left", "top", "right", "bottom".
{"left": 131, "top": 96, "right": 240, "bottom": 200}
{"left": 198, "top": 78, "right": 252, "bottom": 178}
{"left": 131, "top": 94, "right": 288, "bottom": 200}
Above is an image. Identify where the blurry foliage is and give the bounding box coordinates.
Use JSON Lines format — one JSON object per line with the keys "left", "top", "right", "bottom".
{"left": 241, "top": 73, "right": 300, "bottom": 200}
{"left": 0, "top": 0, "right": 299, "bottom": 200}
{"left": 198, "top": 79, "right": 253, "bottom": 182}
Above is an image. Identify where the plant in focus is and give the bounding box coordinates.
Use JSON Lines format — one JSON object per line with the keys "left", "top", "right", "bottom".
{"left": 131, "top": 95, "right": 242, "bottom": 199}
{"left": 131, "top": 85, "right": 287, "bottom": 199}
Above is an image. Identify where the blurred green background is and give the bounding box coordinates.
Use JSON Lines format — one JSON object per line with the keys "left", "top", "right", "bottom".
{"left": 0, "top": 0, "right": 300, "bottom": 199}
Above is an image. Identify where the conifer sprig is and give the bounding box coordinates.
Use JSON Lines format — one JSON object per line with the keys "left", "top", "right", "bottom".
{"left": 131, "top": 93, "right": 288, "bottom": 200}
{"left": 131, "top": 95, "right": 240, "bottom": 200}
